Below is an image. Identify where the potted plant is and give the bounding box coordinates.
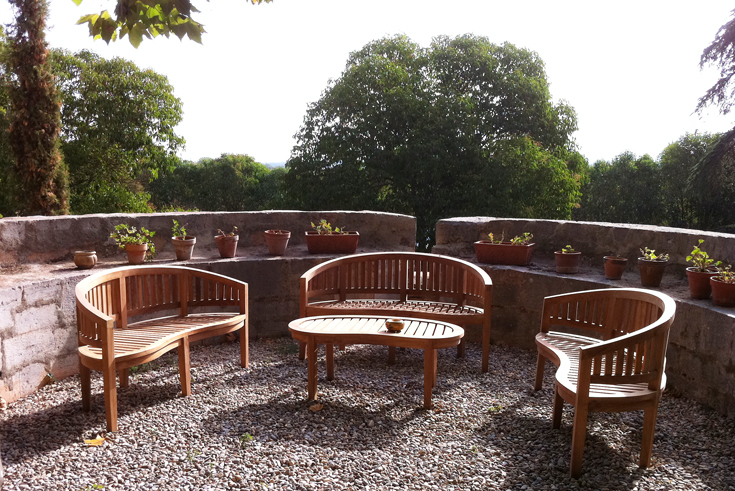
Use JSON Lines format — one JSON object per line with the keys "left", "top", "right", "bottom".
{"left": 110, "top": 224, "right": 156, "bottom": 265}
{"left": 215, "top": 227, "right": 239, "bottom": 258}
{"left": 638, "top": 247, "right": 669, "bottom": 287}
{"left": 603, "top": 254, "right": 628, "bottom": 280}
{"left": 265, "top": 229, "right": 291, "bottom": 256}
{"left": 305, "top": 219, "right": 359, "bottom": 254}
{"left": 555, "top": 245, "right": 581, "bottom": 274}
{"left": 474, "top": 232, "right": 535, "bottom": 265}
{"left": 171, "top": 220, "right": 196, "bottom": 261}
{"left": 711, "top": 265, "right": 735, "bottom": 307}
{"left": 686, "top": 239, "right": 721, "bottom": 299}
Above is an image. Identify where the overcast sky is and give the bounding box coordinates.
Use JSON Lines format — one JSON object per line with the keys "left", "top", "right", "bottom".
{"left": 2, "top": 0, "right": 733, "bottom": 165}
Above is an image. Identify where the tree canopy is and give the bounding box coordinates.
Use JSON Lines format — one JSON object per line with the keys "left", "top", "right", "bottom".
{"left": 73, "top": 0, "right": 272, "bottom": 47}
{"left": 285, "top": 34, "right": 585, "bottom": 250}
{"left": 0, "top": 47, "right": 184, "bottom": 216}
{"left": 148, "top": 154, "right": 286, "bottom": 211}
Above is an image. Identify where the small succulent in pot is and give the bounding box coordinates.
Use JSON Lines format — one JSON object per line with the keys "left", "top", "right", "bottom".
{"left": 638, "top": 247, "right": 669, "bottom": 287}
{"left": 711, "top": 264, "right": 735, "bottom": 307}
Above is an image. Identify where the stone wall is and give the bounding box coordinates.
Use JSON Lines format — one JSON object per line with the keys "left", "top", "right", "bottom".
{"left": 434, "top": 217, "right": 735, "bottom": 419}
{"left": 0, "top": 211, "right": 416, "bottom": 403}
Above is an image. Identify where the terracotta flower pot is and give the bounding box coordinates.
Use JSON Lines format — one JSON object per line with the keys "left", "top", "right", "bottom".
{"left": 710, "top": 277, "right": 735, "bottom": 307}
{"left": 686, "top": 267, "right": 718, "bottom": 300}
{"left": 265, "top": 230, "right": 290, "bottom": 256}
{"left": 603, "top": 256, "right": 628, "bottom": 280}
{"left": 638, "top": 258, "right": 667, "bottom": 287}
{"left": 172, "top": 235, "right": 196, "bottom": 261}
{"left": 555, "top": 251, "right": 581, "bottom": 273}
{"left": 474, "top": 241, "right": 535, "bottom": 265}
{"left": 74, "top": 251, "right": 98, "bottom": 270}
{"left": 125, "top": 243, "right": 148, "bottom": 265}
{"left": 305, "top": 231, "right": 359, "bottom": 254}
{"left": 215, "top": 234, "right": 239, "bottom": 258}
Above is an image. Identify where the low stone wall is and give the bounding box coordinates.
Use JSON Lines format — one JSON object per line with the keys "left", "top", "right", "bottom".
{"left": 0, "top": 211, "right": 416, "bottom": 403}
{"left": 434, "top": 217, "right": 735, "bottom": 419}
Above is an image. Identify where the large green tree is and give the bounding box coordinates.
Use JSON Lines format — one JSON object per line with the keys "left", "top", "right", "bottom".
{"left": 0, "top": 47, "right": 184, "bottom": 216}
{"left": 51, "top": 49, "right": 184, "bottom": 214}
{"left": 659, "top": 132, "right": 721, "bottom": 228}
{"left": 6, "top": 0, "right": 69, "bottom": 215}
{"left": 148, "top": 154, "right": 285, "bottom": 211}
{"left": 73, "top": 0, "right": 272, "bottom": 47}
{"left": 286, "top": 34, "right": 585, "bottom": 250}
{"left": 574, "top": 152, "right": 663, "bottom": 226}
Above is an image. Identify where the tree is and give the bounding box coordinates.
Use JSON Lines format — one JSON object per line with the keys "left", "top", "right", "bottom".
{"left": 659, "top": 132, "right": 721, "bottom": 228}
{"left": 52, "top": 49, "right": 185, "bottom": 214}
{"left": 73, "top": 0, "right": 272, "bottom": 47}
{"left": 148, "top": 154, "right": 285, "bottom": 211}
{"left": 574, "top": 152, "right": 664, "bottom": 226}
{"left": 692, "top": 10, "right": 735, "bottom": 232}
{"left": 6, "top": 0, "right": 69, "bottom": 215}
{"left": 286, "top": 34, "right": 585, "bottom": 250}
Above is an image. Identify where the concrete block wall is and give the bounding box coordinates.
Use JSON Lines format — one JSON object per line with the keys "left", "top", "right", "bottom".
{"left": 434, "top": 217, "right": 735, "bottom": 419}
{"left": 0, "top": 211, "right": 416, "bottom": 404}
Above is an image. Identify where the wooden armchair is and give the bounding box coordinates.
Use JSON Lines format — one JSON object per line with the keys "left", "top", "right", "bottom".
{"left": 534, "top": 288, "right": 676, "bottom": 477}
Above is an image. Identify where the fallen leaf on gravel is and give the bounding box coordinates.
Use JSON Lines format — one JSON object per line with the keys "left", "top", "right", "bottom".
{"left": 309, "top": 403, "right": 324, "bottom": 412}
{"left": 84, "top": 435, "right": 106, "bottom": 446}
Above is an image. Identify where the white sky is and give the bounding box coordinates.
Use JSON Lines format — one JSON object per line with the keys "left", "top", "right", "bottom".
{"left": 1, "top": 0, "right": 733, "bottom": 165}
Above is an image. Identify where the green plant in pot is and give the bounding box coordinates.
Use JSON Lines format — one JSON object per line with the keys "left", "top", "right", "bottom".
{"left": 171, "top": 219, "right": 196, "bottom": 261}
{"left": 215, "top": 226, "right": 239, "bottom": 258}
{"left": 686, "top": 240, "right": 721, "bottom": 299}
{"left": 638, "top": 247, "right": 669, "bottom": 287}
{"left": 305, "top": 219, "right": 359, "bottom": 254}
{"left": 474, "top": 232, "right": 535, "bottom": 265}
{"left": 555, "top": 244, "right": 581, "bottom": 274}
{"left": 603, "top": 253, "right": 628, "bottom": 280}
{"left": 110, "top": 224, "right": 156, "bottom": 264}
{"left": 711, "top": 264, "right": 735, "bottom": 307}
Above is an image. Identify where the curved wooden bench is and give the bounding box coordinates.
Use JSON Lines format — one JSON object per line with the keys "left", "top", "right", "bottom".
{"left": 299, "top": 252, "right": 492, "bottom": 371}
{"left": 75, "top": 265, "right": 248, "bottom": 432}
{"left": 534, "top": 288, "right": 676, "bottom": 478}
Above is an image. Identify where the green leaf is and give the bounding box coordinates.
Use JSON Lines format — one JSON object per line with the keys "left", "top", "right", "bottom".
{"left": 71, "top": 0, "right": 83, "bottom": 6}
{"left": 129, "top": 24, "right": 144, "bottom": 48}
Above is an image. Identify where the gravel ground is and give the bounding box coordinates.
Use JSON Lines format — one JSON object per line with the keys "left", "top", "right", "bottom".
{"left": 1, "top": 338, "right": 734, "bottom": 491}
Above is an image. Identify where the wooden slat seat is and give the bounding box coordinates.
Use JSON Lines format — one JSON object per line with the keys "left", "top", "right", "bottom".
{"left": 300, "top": 252, "right": 492, "bottom": 371}
{"left": 75, "top": 266, "right": 248, "bottom": 432}
{"left": 533, "top": 288, "right": 676, "bottom": 478}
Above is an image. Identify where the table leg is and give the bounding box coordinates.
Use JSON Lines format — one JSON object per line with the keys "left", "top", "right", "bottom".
{"left": 423, "top": 348, "right": 437, "bottom": 409}
{"left": 433, "top": 349, "right": 438, "bottom": 387}
{"left": 388, "top": 346, "right": 396, "bottom": 365}
{"left": 307, "top": 338, "right": 318, "bottom": 401}
{"left": 326, "top": 343, "right": 334, "bottom": 381}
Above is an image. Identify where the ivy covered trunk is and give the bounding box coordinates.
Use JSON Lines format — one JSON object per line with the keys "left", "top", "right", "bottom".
{"left": 7, "top": 0, "right": 68, "bottom": 215}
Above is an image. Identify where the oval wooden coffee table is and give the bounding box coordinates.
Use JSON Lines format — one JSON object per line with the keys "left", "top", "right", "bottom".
{"left": 288, "top": 315, "right": 464, "bottom": 408}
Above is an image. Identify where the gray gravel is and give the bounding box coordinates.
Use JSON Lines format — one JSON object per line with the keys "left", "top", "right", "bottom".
{"left": 1, "top": 338, "right": 734, "bottom": 491}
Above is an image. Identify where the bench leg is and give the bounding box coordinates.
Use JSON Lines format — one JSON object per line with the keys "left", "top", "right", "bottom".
{"left": 387, "top": 346, "right": 396, "bottom": 365}
{"left": 482, "top": 323, "right": 491, "bottom": 373}
{"left": 102, "top": 361, "right": 118, "bottom": 433}
{"left": 306, "top": 338, "right": 318, "bottom": 400}
{"left": 639, "top": 402, "right": 660, "bottom": 468}
{"left": 456, "top": 337, "right": 466, "bottom": 359}
{"left": 423, "top": 349, "right": 437, "bottom": 409}
{"left": 119, "top": 368, "right": 130, "bottom": 388}
{"left": 240, "top": 323, "right": 249, "bottom": 369}
{"left": 299, "top": 341, "right": 306, "bottom": 360}
{"left": 569, "top": 403, "right": 589, "bottom": 478}
{"left": 326, "top": 343, "right": 334, "bottom": 381}
{"left": 534, "top": 353, "right": 546, "bottom": 391}
{"left": 552, "top": 384, "right": 563, "bottom": 429}
{"left": 80, "top": 361, "right": 91, "bottom": 412}
{"left": 178, "top": 337, "right": 191, "bottom": 396}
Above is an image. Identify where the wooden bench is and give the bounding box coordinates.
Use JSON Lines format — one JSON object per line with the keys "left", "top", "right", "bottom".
{"left": 299, "top": 252, "right": 493, "bottom": 371}
{"left": 75, "top": 265, "right": 248, "bottom": 432}
{"left": 533, "top": 288, "right": 676, "bottom": 478}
